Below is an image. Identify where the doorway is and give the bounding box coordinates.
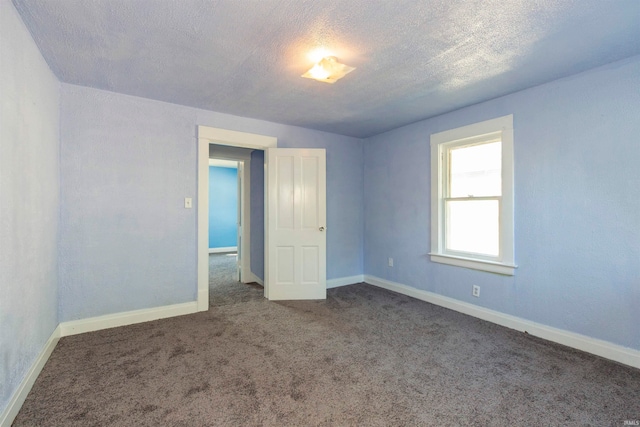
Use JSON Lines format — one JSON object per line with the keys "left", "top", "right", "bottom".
{"left": 208, "top": 146, "right": 253, "bottom": 285}
{"left": 207, "top": 158, "right": 239, "bottom": 255}
{"left": 197, "top": 126, "right": 277, "bottom": 311}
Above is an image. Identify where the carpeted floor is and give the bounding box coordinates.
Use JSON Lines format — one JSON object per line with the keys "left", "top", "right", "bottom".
{"left": 13, "top": 254, "right": 640, "bottom": 426}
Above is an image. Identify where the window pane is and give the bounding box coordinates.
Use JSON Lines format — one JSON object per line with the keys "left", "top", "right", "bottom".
{"left": 446, "top": 200, "right": 499, "bottom": 256}
{"left": 450, "top": 141, "right": 501, "bottom": 197}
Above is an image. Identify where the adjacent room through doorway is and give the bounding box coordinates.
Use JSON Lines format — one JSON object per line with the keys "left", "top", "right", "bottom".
{"left": 207, "top": 157, "right": 243, "bottom": 299}
{"left": 207, "top": 143, "right": 266, "bottom": 308}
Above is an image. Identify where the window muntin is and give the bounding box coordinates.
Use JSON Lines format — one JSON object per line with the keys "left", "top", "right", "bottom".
{"left": 430, "top": 115, "right": 515, "bottom": 275}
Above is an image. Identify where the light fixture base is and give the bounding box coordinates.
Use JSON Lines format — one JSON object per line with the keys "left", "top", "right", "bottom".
{"left": 302, "top": 56, "right": 355, "bottom": 84}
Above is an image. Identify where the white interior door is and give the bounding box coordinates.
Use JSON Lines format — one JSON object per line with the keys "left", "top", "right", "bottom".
{"left": 266, "top": 148, "right": 326, "bottom": 300}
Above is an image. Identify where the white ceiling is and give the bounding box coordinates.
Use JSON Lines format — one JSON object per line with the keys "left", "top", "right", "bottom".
{"left": 13, "top": 0, "right": 640, "bottom": 138}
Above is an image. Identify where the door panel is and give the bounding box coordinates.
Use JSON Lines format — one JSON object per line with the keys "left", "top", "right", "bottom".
{"left": 277, "top": 156, "right": 295, "bottom": 229}
{"left": 266, "top": 148, "right": 326, "bottom": 300}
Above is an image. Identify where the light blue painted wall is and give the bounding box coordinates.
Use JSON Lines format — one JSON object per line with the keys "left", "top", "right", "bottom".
{"left": 59, "top": 87, "right": 199, "bottom": 321}
{"left": 59, "top": 84, "right": 364, "bottom": 321}
{"left": 0, "top": 0, "right": 60, "bottom": 415}
{"left": 363, "top": 55, "right": 640, "bottom": 350}
{"left": 250, "top": 150, "right": 265, "bottom": 280}
{"left": 208, "top": 166, "right": 238, "bottom": 249}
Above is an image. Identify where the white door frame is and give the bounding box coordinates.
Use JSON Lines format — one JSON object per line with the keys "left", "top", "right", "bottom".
{"left": 197, "top": 126, "right": 277, "bottom": 311}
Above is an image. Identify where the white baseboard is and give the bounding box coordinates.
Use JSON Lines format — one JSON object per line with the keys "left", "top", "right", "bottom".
{"left": 247, "top": 271, "right": 264, "bottom": 286}
{"left": 2, "top": 300, "right": 199, "bottom": 425}
{"left": 0, "top": 325, "right": 61, "bottom": 427}
{"left": 364, "top": 275, "right": 640, "bottom": 369}
{"left": 208, "top": 246, "right": 237, "bottom": 254}
{"left": 59, "top": 301, "right": 198, "bottom": 337}
{"left": 327, "top": 275, "right": 364, "bottom": 289}
{"left": 197, "top": 289, "right": 209, "bottom": 312}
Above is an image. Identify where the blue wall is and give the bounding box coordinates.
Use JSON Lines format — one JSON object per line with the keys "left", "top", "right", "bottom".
{"left": 0, "top": 0, "right": 60, "bottom": 416}
{"left": 58, "top": 83, "right": 364, "bottom": 322}
{"left": 363, "top": 55, "right": 640, "bottom": 350}
{"left": 208, "top": 166, "right": 238, "bottom": 249}
{"left": 56, "top": 55, "right": 640, "bottom": 351}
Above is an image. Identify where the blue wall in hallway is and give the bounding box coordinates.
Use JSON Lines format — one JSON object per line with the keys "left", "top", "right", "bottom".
{"left": 209, "top": 166, "right": 238, "bottom": 249}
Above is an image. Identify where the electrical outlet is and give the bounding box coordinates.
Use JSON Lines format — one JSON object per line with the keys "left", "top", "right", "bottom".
{"left": 472, "top": 285, "right": 480, "bottom": 298}
{"left": 388, "top": 257, "right": 394, "bottom": 267}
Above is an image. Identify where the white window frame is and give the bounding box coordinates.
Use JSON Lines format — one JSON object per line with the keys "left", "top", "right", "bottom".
{"left": 430, "top": 115, "right": 516, "bottom": 275}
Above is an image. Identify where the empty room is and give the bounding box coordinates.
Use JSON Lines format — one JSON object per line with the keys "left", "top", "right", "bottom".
{"left": 2, "top": 0, "right": 639, "bottom": 425}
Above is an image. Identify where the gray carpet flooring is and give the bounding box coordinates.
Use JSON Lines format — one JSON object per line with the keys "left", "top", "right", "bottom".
{"left": 13, "top": 254, "right": 640, "bottom": 426}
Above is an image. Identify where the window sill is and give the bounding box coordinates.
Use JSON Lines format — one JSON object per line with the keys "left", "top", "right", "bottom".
{"left": 429, "top": 253, "right": 516, "bottom": 276}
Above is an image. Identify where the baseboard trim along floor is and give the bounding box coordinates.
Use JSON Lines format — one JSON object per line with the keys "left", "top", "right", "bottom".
{"left": 364, "top": 275, "right": 640, "bottom": 369}
{"left": 59, "top": 301, "right": 199, "bottom": 337}
{"left": 327, "top": 275, "right": 365, "bottom": 289}
{"left": 5, "top": 277, "right": 638, "bottom": 426}
{"left": 1, "top": 325, "right": 61, "bottom": 427}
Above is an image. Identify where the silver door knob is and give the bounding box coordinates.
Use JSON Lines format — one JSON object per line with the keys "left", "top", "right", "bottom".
{"left": 319, "top": 226, "right": 325, "bottom": 232}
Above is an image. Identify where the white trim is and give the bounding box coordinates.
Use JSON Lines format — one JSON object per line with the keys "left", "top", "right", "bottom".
{"left": 209, "top": 146, "right": 253, "bottom": 162}
{"left": 429, "top": 253, "right": 516, "bottom": 275}
{"left": 1, "top": 302, "right": 199, "bottom": 425}
{"left": 364, "top": 275, "right": 640, "bottom": 369}
{"left": 0, "top": 325, "right": 61, "bottom": 427}
{"left": 198, "top": 126, "right": 276, "bottom": 308}
{"left": 208, "top": 159, "right": 238, "bottom": 168}
{"left": 198, "top": 126, "right": 277, "bottom": 150}
{"left": 430, "top": 115, "right": 514, "bottom": 146}
{"left": 209, "top": 246, "right": 237, "bottom": 254}
{"left": 430, "top": 115, "right": 515, "bottom": 275}
{"left": 198, "top": 136, "right": 210, "bottom": 311}
{"left": 327, "top": 275, "right": 365, "bottom": 289}
{"left": 247, "top": 271, "right": 264, "bottom": 286}
{"left": 59, "top": 302, "right": 198, "bottom": 336}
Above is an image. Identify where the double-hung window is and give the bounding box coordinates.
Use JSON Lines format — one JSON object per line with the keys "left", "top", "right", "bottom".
{"left": 430, "top": 115, "right": 516, "bottom": 275}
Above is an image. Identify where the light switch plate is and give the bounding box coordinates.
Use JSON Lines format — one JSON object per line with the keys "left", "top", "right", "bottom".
{"left": 184, "top": 197, "right": 192, "bottom": 208}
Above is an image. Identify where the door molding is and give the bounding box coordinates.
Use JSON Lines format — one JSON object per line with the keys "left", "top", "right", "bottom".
{"left": 197, "top": 126, "right": 277, "bottom": 311}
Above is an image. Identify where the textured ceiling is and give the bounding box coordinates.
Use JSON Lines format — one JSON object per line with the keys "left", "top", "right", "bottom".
{"left": 13, "top": 0, "right": 640, "bottom": 138}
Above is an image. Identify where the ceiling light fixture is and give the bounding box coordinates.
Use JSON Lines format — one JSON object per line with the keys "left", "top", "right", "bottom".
{"left": 301, "top": 56, "right": 355, "bottom": 84}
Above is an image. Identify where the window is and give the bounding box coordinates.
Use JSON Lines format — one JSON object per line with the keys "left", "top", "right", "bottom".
{"left": 430, "top": 115, "right": 516, "bottom": 275}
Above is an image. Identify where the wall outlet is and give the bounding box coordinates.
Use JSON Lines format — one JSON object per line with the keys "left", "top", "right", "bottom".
{"left": 388, "top": 257, "right": 394, "bottom": 267}
{"left": 472, "top": 285, "right": 480, "bottom": 298}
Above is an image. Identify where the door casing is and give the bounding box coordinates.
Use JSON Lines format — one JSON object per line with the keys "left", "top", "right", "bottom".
{"left": 197, "top": 126, "right": 277, "bottom": 311}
